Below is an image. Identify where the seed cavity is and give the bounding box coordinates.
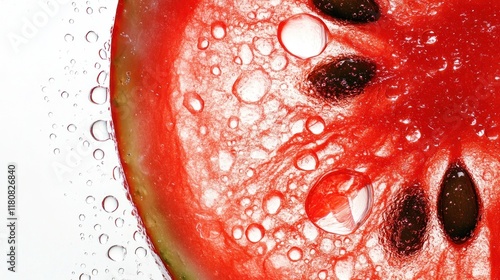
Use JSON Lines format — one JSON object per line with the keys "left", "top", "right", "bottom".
{"left": 383, "top": 185, "right": 429, "bottom": 257}
{"left": 437, "top": 164, "right": 480, "bottom": 244}
{"left": 312, "top": 0, "right": 381, "bottom": 23}
{"left": 307, "top": 56, "right": 376, "bottom": 102}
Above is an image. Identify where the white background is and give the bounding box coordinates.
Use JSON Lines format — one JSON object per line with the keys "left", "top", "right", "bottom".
{"left": 0, "top": 0, "right": 167, "bottom": 279}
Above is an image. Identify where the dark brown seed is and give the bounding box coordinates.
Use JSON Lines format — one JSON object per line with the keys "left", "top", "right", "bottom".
{"left": 312, "top": 0, "right": 381, "bottom": 23}
{"left": 437, "top": 164, "right": 480, "bottom": 244}
{"left": 383, "top": 185, "right": 429, "bottom": 257}
{"left": 307, "top": 56, "right": 376, "bottom": 101}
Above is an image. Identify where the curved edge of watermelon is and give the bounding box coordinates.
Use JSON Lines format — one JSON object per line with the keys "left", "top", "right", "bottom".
{"left": 109, "top": 0, "right": 202, "bottom": 279}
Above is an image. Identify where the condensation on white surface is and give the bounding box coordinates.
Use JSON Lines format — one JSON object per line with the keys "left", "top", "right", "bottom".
{"left": 0, "top": 0, "right": 167, "bottom": 279}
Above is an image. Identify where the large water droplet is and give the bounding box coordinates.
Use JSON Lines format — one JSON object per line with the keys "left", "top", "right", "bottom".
{"left": 211, "top": 21, "right": 227, "bottom": 40}
{"left": 135, "top": 247, "right": 147, "bottom": 258}
{"left": 262, "top": 191, "right": 284, "bottom": 215}
{"left": 278, "top": 13, "right": 329, "bottom": 59}
{"left": 305, "top": 170, "right": 373, "bottom": 235}
{"left": 232, "top": 225, "right": 244, "bottom": 240}
{"left": 183, "top": 91, "right": 205, "bottom": 114}
{"left": 232, "top": 70, "right": 271, "bottom": 103}
{"left": 246, "top": 223, "right": 265, "bottom": 243}
{"left": 421, "top": 30, "right": 437, "bottom": 45}
{"left": 102, "top": 195, "right": 119, "bottom": 213}
{"left": 295, "top": 150, "right": 319, "bottom": 171}
{"left": 108, "top": 245, "right": 126, "bottom": 261}
{"left": 91, "top": 120, "right": 110, "bottom": 141}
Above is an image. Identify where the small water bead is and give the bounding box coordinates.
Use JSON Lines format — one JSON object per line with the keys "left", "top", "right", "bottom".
{"left": 91, "top": 120, "right": 110, "bottom": 141}
{"left": 306, "top": 116, "right": 325, "bottom": 135}
{"left": 421, "top": 30, "right": 437, "bottom": 45}
{"left": 183, "top": 91, "right": 204, "bottom": 114}
{"left": 405, "top": 128, "right": 422, "bottom": 143}
{"left": 278, "top": 13, "right": 329, "bottom": 59}
{"left": 232, "top": 225, "right": 244, "bottom": 240}
{"left": 67, "top": 124, "right": 77, "bottom": 132}
{"left": 97, "top": 71, "right": 108, "bottom": 85}
{"left": 115, "top": 218, "right": 124, "bottom": 228}
{"left": 79, "top": 273, "right": 91, "bottom": 280}
{"left": 270, "top": 54, "right": 288, "bottom": 71}
{"left": 287, "top": 247, "right": 303, "bottom": 261}
{"left": 211, "top": 65, "right": 221, "bottom": 76}
{"left": 305, "top": 170, "right": 374, "bottom": 235}
{"left": 65, "top": 34, "right": 74, "bottom": 42}
{"left": 295, "top": 150, "right": 319, "bottom": 171}
{"left": 86, "top": 196, "right": 95, "bottom": 204}
{"left": 211, "top": 21, "right": 227, "bottom": 40}
{"left": 253, "top": 37, "right": 273, "bottom": 56}
{"left": 238, "top": 44, "right": 254, "bottom": 65}
{"left": 90, "top": 86, "right": 108, "bottom": 104}
{"left": 99, "top": 49, "right": 108, "bottom": 60}
{"left": 197, "top": 37, "right": 210, "bottom": 50}
{"left": 61, "top": 91, "right": 69, "bottom": 98}
{"left": 262, "top": 191, "right": 284, "bottom": 215}
{"left": 246, "top": 223, "right": 265, "bottom": 243}
{"left": 102, "top": 195, "right": 119, "bottom": 213}
{"left": 93, "top": 149, "right": 104, "bottom": 160}
{"left": 86, "top": 31, "right": 98, "bottom": 43}
{"left": 135, "top": 247, "right": 147, "bottom": 258}
{"left": 99, "top": 234, "right": 109, "bottom": 244}
{"left": 86, "top": 7, "right": 93, "bottom": 14}
{"left": 53, "top": 148, "right": 60, "bottom": 155}
{"left": 108, "top": 245, "right": 127, "bottom": 261}
{"left": 318, "top": 270, "right": 328, "bottom": 280}
{"left": 232, "top": 70, "right": 271, "bottom": 103}
{"left": 49, "top": 133, "right": 57, "bottom": 140}
{"left": 228, "top": 116, "right": 239, "bottom": 129}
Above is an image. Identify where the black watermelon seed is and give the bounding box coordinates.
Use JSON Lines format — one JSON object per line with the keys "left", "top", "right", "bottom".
{"left": 437, "top": 164, "right": 480, "bottom": 244}
{"left": 307, "top": 56, "right": 376, "bottom": 101}
{"left": 312, "top": 0, "right": 381, "bottom": 23}
{"left": 383, "top": 185, "right": 429, "bottom": 257}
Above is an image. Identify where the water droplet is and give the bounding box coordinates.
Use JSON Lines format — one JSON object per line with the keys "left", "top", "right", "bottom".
{"left": 306, "top": 116, "right": 325, "bottom": 135}
{"left": 99, "top": 49, "right": 108, "bottom": 60}
{"left": 102, "top": 195, "right": 119, "bottom": 213}
{"left": 486, "top": 126, "right": 499, "bottom": 140}
{"left": 61, "top": 91, "right": 69, "bottom": 98}
{"left": 91, "top": 120, "right": 110, "bottom": 141}
{"left": 421, "top": 30, "right": 437, "bottom": 45}
{"left": 99, "top": 234, "right": 109, "bottom": 244}
{"left": 270, "top": 54, "right": 288, "bottom": 71}
{"left": 90, "top": 86, "right": 108, "bottom": 104}
{"left": 287, "top": 247, "right": 303, "bottom": 261}
{"left": 86, "top": 7, "right": 93, "bottom": 14}
{"left": 135, "top": 247, "right": 147, "bottom": 258}
{"left": 86, "top": 196, "right": 95, "bottom": 204}
{"left": 238, "top": 44, "right": 253, "bottom": 65}
{"left": 115, "top": 218, "right": 124, "bottom": 228}
{"left": 211, "top": 21, "right": 227, "bottom": 40}
{"left": 183, "top": 91, "right": 204, "bottom": 114}
{"left": 65, "top": 34, "right": 74, "bottom": 42}
{"left": 53, "top": 148, "right": 60, "bottom": 155}
{"left": 197, "top": 37, "right": 210, "bottom": 50}
{"left": 318, "top": 270, "right": 328, "bottom": 280}
{"left": 113, "top": 166, "right": 123, "bottom": 181}
{"left": 67, "top": 124, "right": 77, "bottom": 132}
{"left": 93, "top": 149, "right": 105, "bottom": 160}
{"left": 278, "top": 13, "right": 329, "bottom": 59}
{"left": 228, "top": 116, "right": 240, "bottom": 129}
{"left": 253, "top": 37, "right": 273, "bottom": 56}
{"left": 79, "top": 273, "right": 91, "bottom": 280}
{"left": 246, "top": 223, "right": 265, "bottom": 243}
{"left": 295, "top": 150, "right": 319, "bottom": 171}
{"left": 97, "top": 71, "right": 108, "bottom": 85}
{"left": 232, "top": 225, "right": 244, "bottom": 240}
{"left": 405, "top": 128, "right": 422, "bottom": 143}
{"left": 211, "top": 65, "right": 221, "bottom": 76}
{"left": 49, "top": 133, "right": 57, "bottom": 140}
{"left": 232, "top": 70, "right": 271, "bottom": 103}
{"left": 305, "top": 170, "right": 374, "bottom": 235}
{"left": 108, "top": 245, "right": 126, "bottom": 261}
{"left": 85, "top": 31, "right": 98, "bottom": 43}
{"left": 262, "top": 191, "right": 284, "bottom": 215}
